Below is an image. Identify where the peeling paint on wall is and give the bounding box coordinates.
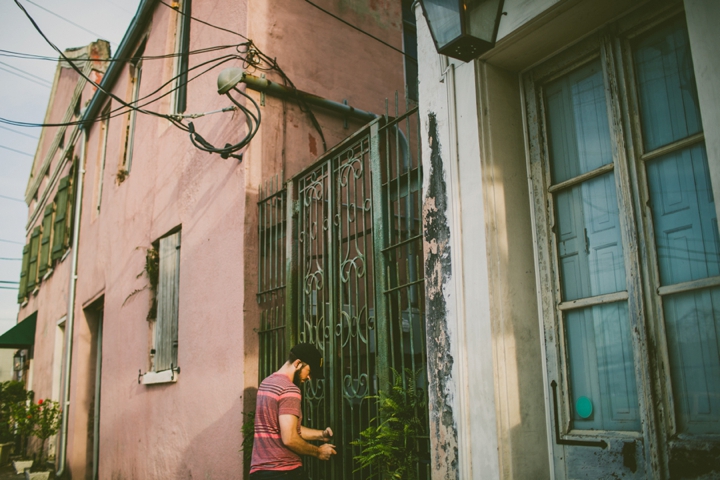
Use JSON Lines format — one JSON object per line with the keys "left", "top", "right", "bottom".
{"left": 423, "top": 112, "right": 458, "bottom": 479}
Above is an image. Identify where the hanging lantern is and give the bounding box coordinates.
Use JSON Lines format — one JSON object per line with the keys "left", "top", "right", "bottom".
{"left": 420, "top": 0, "right": 504, "bottom": 62}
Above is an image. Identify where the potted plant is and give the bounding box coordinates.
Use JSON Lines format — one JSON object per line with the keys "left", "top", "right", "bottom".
{"left": 10, "top": 390, "right": 36, "bottom": 474}
{"left": 26, "top": 399, "right": 61, "bottom": 480}
{"left": 352, "top": 369, "right": 426, "bottom": 480}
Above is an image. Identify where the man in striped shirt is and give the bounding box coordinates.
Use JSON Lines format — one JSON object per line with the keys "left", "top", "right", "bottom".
{"left": 249, "top": 343, "right": 336, "bottom": 479}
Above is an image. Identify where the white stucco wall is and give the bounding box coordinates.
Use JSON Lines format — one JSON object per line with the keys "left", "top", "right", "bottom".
{"left": 685, "top": 0, "right": 720, "bottom": 224}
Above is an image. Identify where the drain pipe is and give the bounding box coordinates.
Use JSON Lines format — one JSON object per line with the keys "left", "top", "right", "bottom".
{"left": 56, "top": 128, "right": 86, "bottom": 478}
{"left": 218, "top": 68, "right": 378, "bottom": 123}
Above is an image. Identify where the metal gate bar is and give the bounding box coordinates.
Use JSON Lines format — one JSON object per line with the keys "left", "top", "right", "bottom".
{"left": 259, "top": 103, "right": 428, "bottom": 479}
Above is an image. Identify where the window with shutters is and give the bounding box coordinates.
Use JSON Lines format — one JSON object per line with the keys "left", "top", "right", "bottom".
{"left": 52, "top": 175, "right": 73, "bottom": 261}
{"left": 143, "top": 229, "right": 181, "bottom": 384}
{"left": 17, "top": 244, "right": 30, "bottom": 303}
{"left": 121, "top": 42, "right": 145, "bottom": 174}
{"left": 38, "top": 204, "right": 55, "bottom": 279}
{"left": 97, "top": 103, "right": 111, "bottom": 212}
{"left": 171, "top": 0, "right": 191, "bottom": 115}
{"left": 26, "top": 226, "right": 41, "bottom": 293}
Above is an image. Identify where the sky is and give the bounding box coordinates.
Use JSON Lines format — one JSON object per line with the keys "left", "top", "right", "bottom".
{"left": 0, "top": 0, "right": 142, "bottom": 335}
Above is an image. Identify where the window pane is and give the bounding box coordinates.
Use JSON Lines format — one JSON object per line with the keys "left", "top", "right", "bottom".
{"left": 633, "top": 17, "right": 702, "bottom": 152}
{"left": 565, "top": 302, "right": 640, "bottom": 431}
{"left": 546, "top": 60, "right": 613, "bottom": 184}
{"left": 556, "top": 172, "right": 626, "bottom": 301}
{"left": 647, "top": 143, "right": 719, "bottom": 286}
{"left": 663, "top": 287, "right": 720, "bottom": 434}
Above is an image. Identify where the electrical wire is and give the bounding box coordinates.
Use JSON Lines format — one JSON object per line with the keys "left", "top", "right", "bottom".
{"left": 13, "top": 0, "right": 190, "bottom": 132}
{"left": 23, "top": 0, "right": 112, "bottom": 44}
{"left": 0, "top": 125, "right": 39, "bottom": 139}
{"left": 0, "top": 44, "right": 242, "bottom": 64}
{"left": 0, "top": 194, "right": 25, "bottom": 203}
{"left": 187, "top": 85, "right": 261, "bottom": 160}
{"left": 0, "top": 239, "right": 23, "bottom": 245}
{"left": 0, "top": 66, "right": 51, "bottom": 89}
{"left": 157, "top": 0, "right": 249, "bottom": 41}
{"left": 303, "top": 0, "right": 417, "bottom": 63}
{"left": 0, "top": 144, "right": 34, "bottom": 157}
{"left": 0, "top": 60, "right": 52, "bottom": 85}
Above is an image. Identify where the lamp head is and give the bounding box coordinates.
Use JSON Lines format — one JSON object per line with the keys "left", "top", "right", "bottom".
{"left": 217, "top": 67, "right": 245, "bottom": 95}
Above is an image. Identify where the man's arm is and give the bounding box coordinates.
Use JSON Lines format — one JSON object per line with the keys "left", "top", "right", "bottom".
{"left": 300, "top": 425, "right": 333, "bottom": 442}
{"left": 279, "top": 414, "right": 336, "bottom": 461}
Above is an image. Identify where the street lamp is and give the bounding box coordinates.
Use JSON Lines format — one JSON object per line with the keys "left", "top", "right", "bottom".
{"left": 419, "top": 0, "right": 504, "bottom": 62}
{"left": 13, "top": 351, "right": 25, "bottom": 372}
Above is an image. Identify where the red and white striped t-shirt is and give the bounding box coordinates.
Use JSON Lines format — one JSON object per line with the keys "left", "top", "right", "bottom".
{"left": 250, "top": 373, "right": 303, "bottom": 473}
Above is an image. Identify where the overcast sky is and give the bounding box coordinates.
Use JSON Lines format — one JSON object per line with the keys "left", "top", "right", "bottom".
{"left": 0, "top": 0, "right": 142, "bottom": 335}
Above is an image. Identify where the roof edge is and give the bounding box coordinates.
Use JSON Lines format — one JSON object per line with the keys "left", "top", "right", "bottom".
{"left": 81, "top": 0, "right": 158, "bottom": 129}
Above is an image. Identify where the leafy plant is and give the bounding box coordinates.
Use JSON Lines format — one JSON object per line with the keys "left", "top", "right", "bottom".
{"left": 352, "top": 368, "right": 425, "bottom": 480}
{"left": 9, "top": 389, "right": 35, "bottom": 457}
{"left": 0, "top": 381, "right": 28, "bottom": 443}
{"left": 116, "top": 168, "right": 128, "bottom": 184}
{"left": 241, "top": 410, "right": 255, "bottom": 477}
{"left": 31, "top": 399, "right": 61, "bottom": 464}
{"left": 145, "top": 246, "right": 159, "bottom": 320}
{"left": 122, "top": 246, "right": 160, "bottom": 320}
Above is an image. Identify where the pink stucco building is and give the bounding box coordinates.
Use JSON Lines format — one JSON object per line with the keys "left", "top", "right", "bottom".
{"left": 11, "top": 1, "right": 413, "bottom": 478}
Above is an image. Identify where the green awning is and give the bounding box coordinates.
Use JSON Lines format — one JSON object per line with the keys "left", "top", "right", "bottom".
{"left": 0, "top": 312, "right": 37, "bottom": 348}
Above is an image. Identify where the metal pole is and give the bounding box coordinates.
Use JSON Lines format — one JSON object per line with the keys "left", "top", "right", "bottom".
{"left": 239, "top": 73, "right": 377, "bottom": 124}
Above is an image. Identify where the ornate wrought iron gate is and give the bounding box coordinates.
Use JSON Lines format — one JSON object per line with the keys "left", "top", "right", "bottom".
{"left": 258, "top": 106, "right": 428, "bottom": 479}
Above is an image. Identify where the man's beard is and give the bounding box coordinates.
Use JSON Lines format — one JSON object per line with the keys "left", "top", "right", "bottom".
{"left": 293, "top": 369, "right": 303, "bottom": 387}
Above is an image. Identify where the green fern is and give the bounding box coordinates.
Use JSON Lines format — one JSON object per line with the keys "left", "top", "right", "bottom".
{"left": 352, "top": 368, "right": 424, "bottom": 480}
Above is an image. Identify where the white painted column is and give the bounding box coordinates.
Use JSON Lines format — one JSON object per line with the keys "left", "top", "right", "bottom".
{"left": 685, "top": 0, "right": 720, "bottom": 223}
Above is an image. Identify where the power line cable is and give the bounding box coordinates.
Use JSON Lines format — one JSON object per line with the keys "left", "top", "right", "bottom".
{"left": 0, "top": 48, "right": 250, "bottom": 129}
{"left": 0, "top": 286, "right": 19, "bottom": 290}
{"left": 13, "top": 0, "right": 190, "bottom": 133}
{"left": 0, "top": 44, "right": 241, "bottom": 64}
{"left": 0, "top": 60, "right": 52, "bottom": 85}
{"left": 157, "top": 0, "right": 249, "bottom": 41}
{"left": 0, "top": 144, "right": 34, "bottom": 157}
{"left": 0, "top": 65, "right": 51, "bottom": 89}
{"left": 0, "top": 125, "right": 39, "bottom": 139}
{"left": 303, "top": 0, "right": 417, "bottom": 63}
{"left": 0, "top": 194, "right": 25, "bottom": 203}
{"left": 0, "top": 239, "right": 24, "bottom": 245}
{"left": 0, "top": 281, "right": 20, "bottom": 285}
{"left": 23, "top": 0, "right": 113, "bottom": 45}
{"left": 0, "top": 258, "right": 22, "bottom": 261}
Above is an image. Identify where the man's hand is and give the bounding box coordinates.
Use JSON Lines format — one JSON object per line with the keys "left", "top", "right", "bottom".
{"left": 317, "top": 443, "right": 337, "bottom": 461}
{"left": 322, "top": 427, "right": 333, "bottom": 439}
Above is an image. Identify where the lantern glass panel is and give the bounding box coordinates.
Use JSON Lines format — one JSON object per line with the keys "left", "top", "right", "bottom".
{"left": 467, "top": 0, "right": 503, "bottom": 42}
{"left": 423, "top": 0, "right": 462, "bottom": 49}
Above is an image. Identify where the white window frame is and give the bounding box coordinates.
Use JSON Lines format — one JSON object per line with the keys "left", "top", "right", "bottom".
{"left": 523, "top": 4, "right": 719, "bottom": 475}
{"left": 142, "top": 229, "right": 181, "bottom": 385}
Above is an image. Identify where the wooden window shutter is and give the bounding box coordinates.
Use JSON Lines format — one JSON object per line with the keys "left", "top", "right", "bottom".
{"left": 27, "top": 226, "right": 42, "bottom": 291}
{"left": 154, "top": 231, "right": 181, "bottom": 371}
{"left": 67, "top": 170, "right": 76, "bottom": 246}
{"left": 52, "top": 176, "right": 70, "bottom": 260}
{"left": 39, "top": 204, "right": 55, "bottom": 277}
{"left": 17, "top": 244, "right": 30, "bottom": 302}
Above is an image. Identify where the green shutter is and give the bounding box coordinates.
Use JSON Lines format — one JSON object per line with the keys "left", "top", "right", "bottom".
{"left": 52, "top": 176, "right": 70, "bottom": 261}
{"left": 67, "top": 169, "right": 76, "bottom": 246}
{"left": 39, "top": 204, "right": 55, "bottom": 277}
{"left": 27, "top": 226, "right": 41, "bottom": 291}
{"left": 17, "top": 244, "right": 30, "bottom": 302}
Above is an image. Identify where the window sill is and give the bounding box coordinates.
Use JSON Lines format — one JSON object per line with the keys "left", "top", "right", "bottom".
{"left": 140, "top": 369, "right": 179, "bottom": 385}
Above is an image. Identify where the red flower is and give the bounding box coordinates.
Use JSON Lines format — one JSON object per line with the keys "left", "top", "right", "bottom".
{"left": 38, "top": 399, "right": 44, "bottom": 405}
{"left": 27, "top": 415, "right": 32, "bottom": 419}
